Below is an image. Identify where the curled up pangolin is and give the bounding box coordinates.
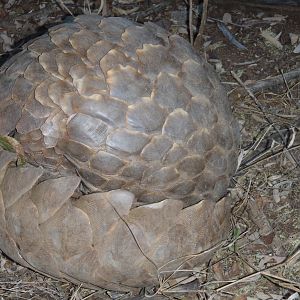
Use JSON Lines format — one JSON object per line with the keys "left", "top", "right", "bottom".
{"left": 0, "top": 15, "right": 240, "bottom": 293}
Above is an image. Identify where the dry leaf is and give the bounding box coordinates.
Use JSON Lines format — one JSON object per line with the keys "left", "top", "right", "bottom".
{"left": 0, "top": 31, "right": 14, "bottom": 51}
{"left": 258, "top": 255, "right": 286, "bottom": 269}
{"left": 223, "top": 13, "right": 232, "bottom": 24}
{"left": 261, "top": 29, "right": 283, "bottom": 50}
{"left": 287, "top": 292, "right": 300, "bottom": 300}
{"left": 289, "top": 33, "right": 299, "bottom": 45}
{"left": 293, "top": 43, "right": 300, "bottom": 54}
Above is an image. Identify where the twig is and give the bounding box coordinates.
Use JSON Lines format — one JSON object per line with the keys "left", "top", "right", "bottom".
{"left": 55, "top": 0, "right": 74, "bottom": 16}
{"left": 196, "top": 0, "right": 209, "bottom": 44}
{"left": 208, "top": 16, "right": 249, "bottom": 28}
{"left": 281, "top": 69, "right": 293, "bottom": 101}
{"left": 217, "top": 22, "right": 247, "bottom": 50}
{"left": 231, "top": 71, "right": 299, "bottom": 168}
{"left": 261, "top": 272, "right": 300, "bottom": 292}
{"left": 127, "top": 0, "right": 173, "bottom": 20}
{"left": 70, "top": 284, "right": 83, "bottom": 300}
{"left": 82, "top": 289, "right": 107, "bottom": 300}
{"left": 107, "top": 201, "right": 158, "bottom": 273}
{"left": 238, "top": 144, "right": 300, "bottom": 172}
{"left": 97, "top": 0, "right": 106, "bottom": 15}
{"left": 84, "top": 0, "right": 92, "bottom": 15}
{"left": 189, "top": 0, "right": 194, "bottom": 45}
{"left": 233, "top": 59, "right": 261, "bottom": 66}
{"left": 157, "top": 241, "right": 225, "bottom": 293}
{"left": 242, "top": 68, "right": 300, "bottom": 94}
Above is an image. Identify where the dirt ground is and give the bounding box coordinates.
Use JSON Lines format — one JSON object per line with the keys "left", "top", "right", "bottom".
{"left": 0, "top": 0, "right": 299, "bottom": 299}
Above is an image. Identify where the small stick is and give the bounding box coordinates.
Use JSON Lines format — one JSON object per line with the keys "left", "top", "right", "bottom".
{"left": 197, "top": 0, "right": 209, "bottom": 43}
{"left": 55, "top": 0, "right": 74, "bottom": 16}
{"left": 208, "top": 16, "right": 249, "bottom": 28}
{"left": 243, "top": 68, "right": 300, "bottom": 94}
{"left": 97, "top": 0, "right": 107, "bottom": 15}
{"left": 189, "top": 0, "right": 194, "bottom": 45}
{"left": 237, "top": 144, "right": 300, "bottom": 173}
{"left": 128, "top": 0, "right": 173, "bottom": 20}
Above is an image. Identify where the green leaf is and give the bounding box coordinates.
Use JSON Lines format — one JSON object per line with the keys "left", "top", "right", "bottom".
{"left": 0, "top": 135, "right": 26, "bottom": 166}
{"left": 0, "top": 136, "right": 15, "bottom": 152}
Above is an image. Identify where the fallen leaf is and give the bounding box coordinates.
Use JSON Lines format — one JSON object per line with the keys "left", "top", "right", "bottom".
{"left": 293, "top": 43, "right": 300, "bottom": 54}
{"left": 256, "top": 291, "right": 271, "bottom": 300}
{"left": 223, "top": 12, "right": 232, "bottom": 24}
{"left": 261, "top": 29, "right": 283, "bottom": 50}
{"left": 0, "top": 31, "right": 14, "bottom": 51}
{"left": 289, "top": 33, "right": 299, "bottom": 45}
{"left": 258, "top": 254, "right": 286, "bottom": 269}
{"left": 212, "top": 261, "right": 226, "bottom": 281}
{"left": 287, "top": 292, "right": 300, "bottom": 300}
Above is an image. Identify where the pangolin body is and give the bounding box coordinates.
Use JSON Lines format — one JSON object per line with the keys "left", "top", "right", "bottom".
{"left": 0, "top": 15, "right": 239, "bottom": 292}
